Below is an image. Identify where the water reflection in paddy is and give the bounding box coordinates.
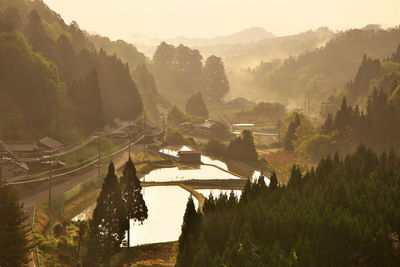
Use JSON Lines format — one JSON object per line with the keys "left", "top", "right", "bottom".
{"left": 142, "top": 165, "right": 241, "bottom": 182}
{"left": 160, "top": 145, "right": 227, "bottom": 169}
{"left": 129, "top": 186, "right": 198, "bottom": 246}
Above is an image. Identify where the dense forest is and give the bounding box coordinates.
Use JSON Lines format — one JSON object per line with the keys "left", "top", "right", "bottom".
{"left": 0, "top": 0, "right": 145, "bottom": 141}
{"left": 176, "top": 145, "right": 400, "bottom": 266}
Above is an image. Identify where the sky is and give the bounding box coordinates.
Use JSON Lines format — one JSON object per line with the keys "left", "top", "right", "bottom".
{"left": 43, "top": 0, "right": 400, "bottom": 40}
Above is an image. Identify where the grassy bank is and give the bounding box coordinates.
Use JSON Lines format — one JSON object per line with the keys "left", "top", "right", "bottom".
{"left": 128, "top": 242, "right": 178, "bottom": 267}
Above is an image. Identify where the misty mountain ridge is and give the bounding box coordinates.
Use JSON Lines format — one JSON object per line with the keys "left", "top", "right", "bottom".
{"left": 128, "top": 27, "right": 274, "bottom": 48}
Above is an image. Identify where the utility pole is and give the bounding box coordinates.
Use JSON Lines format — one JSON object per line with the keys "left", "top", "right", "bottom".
{"left": 128, "top": 120, "right": 131, "bottom": 157}
{"left": 48, "top": 149, "right": 53, "bottom": 212}
{"left": 97, "top": 134, "right": 101, "bottom": 178}
{"left": 143, "top": 111, "right": 147, "bottom": 155}
{"left": 162, "top": 112, "right": 165, "bottom": 147}
{"left": 168, "top": 108, "right": 171, "bottom": 131}
{"left": 277, "top": 119, "right": 281, "bottom": 142}
{"left": 0, "top": 149, "right": 3, "bottom": 180}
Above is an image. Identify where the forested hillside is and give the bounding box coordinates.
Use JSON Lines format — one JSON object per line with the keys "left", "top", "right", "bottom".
{"left": 0, "top": 0, "right": 144, "bottom": 141}
{"left": 176, "top": 146, "right": 400, "bottom": 266}
{"left": 239, "top": 27, "right": 400, "bottom": 104}
{"left": 88, "top": 34, "right": 147, "bottom": 70}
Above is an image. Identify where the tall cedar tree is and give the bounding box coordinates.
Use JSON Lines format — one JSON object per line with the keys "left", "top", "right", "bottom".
{"left": 120, "top": 157, "right": 148, "bottom": 248}
{"left": 0, "top": 185, "right": 30, "bottom": 267}
{"left": 69, "top": 68, "right": 104, "bottom": 131}
{"left": 86, "top": 163, "right": 127, "bottom": 267}
{"left": 283, "top": 113, "right": 301, "bottom": 151}
{"left": 185, "top": 92, "right": 209, "bottom": 118}
{"left": 202, "top": 55, "right": 230, "bottom": 104}
{"left": 269, "top": 171, "right": 278, "bottom": 190}
{"left": 176, "top": 196, "right": 200, "bottom": 267}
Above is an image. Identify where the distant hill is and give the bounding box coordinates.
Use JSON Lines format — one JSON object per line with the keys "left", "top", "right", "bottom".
{"left": 167, "top": 27, "right": 275, "bottom": 46}
{"left": 128, "top": 27, "right": 275, "bottom": 55}
{"left": 198, "top": 27, "right": 334, "bottom": 70}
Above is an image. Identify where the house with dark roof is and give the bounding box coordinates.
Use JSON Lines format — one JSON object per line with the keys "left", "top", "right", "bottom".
{"left": 4, "top": 141, "right": 40, "bottom": 157}
{"left": 198, "top": 120, "right": 232, "bottom": 138}
{"left": 39, "top": 137, "right": 63, "bottom": 152}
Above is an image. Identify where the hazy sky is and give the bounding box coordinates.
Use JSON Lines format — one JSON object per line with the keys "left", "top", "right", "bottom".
{"left": 43, "top": 0, "right": 400, "bottom": 40}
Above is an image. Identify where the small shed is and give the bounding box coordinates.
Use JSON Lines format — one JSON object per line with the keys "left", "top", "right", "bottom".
{"left": 178, "top": 151, "right": 201, "bottom": 163}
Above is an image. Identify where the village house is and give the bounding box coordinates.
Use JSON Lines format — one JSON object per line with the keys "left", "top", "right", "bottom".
{"left": 39, "top": 137, "right": 63, "bottom": 152}
{"left": 3, "top": 141, "right": 40, "bottom": 158}
{"left": 198, "top": 120, "right": 232, "bottom": 139}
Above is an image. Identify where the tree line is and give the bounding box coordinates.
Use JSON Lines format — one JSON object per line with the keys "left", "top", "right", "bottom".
{"left": 176, "top": 144, "right": 400, "bottom": 266}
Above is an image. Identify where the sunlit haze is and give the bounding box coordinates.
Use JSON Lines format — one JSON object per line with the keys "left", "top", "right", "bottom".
{"left": 43, "top": 0, "right": 400, "bottom": 40}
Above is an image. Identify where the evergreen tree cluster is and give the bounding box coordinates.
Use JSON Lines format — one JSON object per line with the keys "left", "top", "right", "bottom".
{"left": 346, "top": 55, "right": 382, "bottom": 103}
{"left": 203, "top": 131, "right": 259, "bottom": 163}
{"left": 226, "top": 130, "right": 258, "bottom": 162}
{"left": 152, "top": 42, "right": 230, "bottom": 105}
{"left": 323, "top": 88, "right": 400, "bottom": 153}
{"left": 176, "top": 145, "right": 400, "bottom": 266}
{"left": 84, "top": 159, "right": 147, "bottom": 266}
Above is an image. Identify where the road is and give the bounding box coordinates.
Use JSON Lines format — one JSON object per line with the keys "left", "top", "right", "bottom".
{"left": 21, "top": 144, "right": 141, "bottom": 211}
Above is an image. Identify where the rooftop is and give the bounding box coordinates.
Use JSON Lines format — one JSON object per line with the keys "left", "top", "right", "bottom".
{"left": 39, "top": 137, "right": 63, "bottom": 150}
{"left": 200, "top": 120, "right": 227, "bottom": 129}
{"left": 4, "top": 141, "right": 39, "bottom": 152}
{"left": 178, "top": 150, "right": 201, "bottom": 155}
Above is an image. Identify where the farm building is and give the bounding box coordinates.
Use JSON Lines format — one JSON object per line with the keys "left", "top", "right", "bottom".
{"left": 178, "top": 151, "right": 201, "bottom": 163}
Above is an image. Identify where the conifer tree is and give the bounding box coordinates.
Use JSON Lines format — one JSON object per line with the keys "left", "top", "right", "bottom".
{"left": 283, "top": 113, "right": 301, "bottom": 151}
{"left": 185, "top": 92, "right": 209, "bottom": 118}
{"left": 87, "top": 163, "right": 127, "bottom": 267}
{"left": 202, "top": 55, "right": 230, "bottom": 104}
{"left": 269, "top": 171, "right": 278, "bottom": 190}
{"left": 120, "top": 157, "right": 148, "bottom": 247}
{"left": 288, "top": 165, "right": 302, "bottom": 188}
{"left": 176, "top": 195, "right": 200, "bottom": 266}
{"left": 0, "top": 184, "right": 30, "bottom": 267}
